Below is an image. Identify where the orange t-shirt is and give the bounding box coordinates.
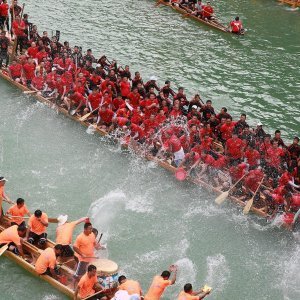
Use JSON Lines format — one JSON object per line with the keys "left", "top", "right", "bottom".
{"left": 119, "top": 279, "right": 142, "bottom": 295}
{"left": 35, "top": 247, "right": 56, "bottom": 274}
{"left": 0, "top": 225, "right": 21, "bottom": 246}
{"left": 73, "top": 232, "right": 96, "bottom": 262}
{"left": 78, "top": 273, "right": 97, "bottom": 298}
{"left": 56, "top": 221, "right": 77, "bottom": 245}
{"left": 144, "top": 276, "right": 171, "bottom": 300}
{"left": 7, "top": 204, "right": 30, "bottom": 225}
{"left": 178, "top": 291, "right": 199, "bottom": 300}
{"left": 28, "top": 213, "right": 48, "bottom": 235}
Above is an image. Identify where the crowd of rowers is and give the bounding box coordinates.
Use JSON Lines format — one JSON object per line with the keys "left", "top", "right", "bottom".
{"left": 160, "top": 0, "right": 243, "bottom": 34}
{"left": 0, "top": 178, "right": 212, "bottom": 300}
{"left": 0, "top": 3, "right": 300, "bottom": 219}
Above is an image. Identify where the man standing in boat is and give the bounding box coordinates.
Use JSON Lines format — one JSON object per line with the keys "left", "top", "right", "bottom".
{"left": 144, "top": 266, "right": 177, "bottom": 300}
{"left": 229, "top": 17, "right": 243, "bottom": 34}
{"left": 6, "top": 197, "right": 31, "bottom": 226}
{"left": 0, "top": 176, "right": 13, "bottom": 218}
{"left": 73, "top": 222, "right": 102, "bottom": 281}
{"left": 0, "top": 30, "right": 9, "bottom": 68}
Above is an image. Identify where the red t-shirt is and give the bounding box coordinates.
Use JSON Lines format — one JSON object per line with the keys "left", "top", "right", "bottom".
{"left": 0, "top": 3, "right": 9, "bottom": 16}
{"left": 36, "top": 51, "right": 48, "bottom": 63}
{"left": 98, "top": 109, "right": 114, "bottom": 124}
{"left": 9, "top": 63, "right": 22, "bottom": 78}
{"left": 244, "top": 169, "right": 264, "bottom": 192}
{"left": 226, "top": 138, "right": 244, "bottom": 159}
{"left": 229, "top": 163, "right": 247, "bottom": 181}
{"left": 166, "top": 134, "right": 182, "bottom": 153}
{"left": 230, "top": 20, "right": 242, "bottom": 33}
{"left": 143, "top": 119, "right": 159, "bottom": 134}
{"left": 32, "top": 76, "right": 44, "bottom": 90}
{"left": 23, "top": 63, "right": 36, "bottom": 80}
{"left": 244, "top": 149, "right": 260, "bottom": 167}
{"left": 127, "top": 91, "right": 140, "bottom": 108}
{"left": 120, "top": 81, "right": 131, "bottom": 97}
{"left": 88, "top": 93, "right": 102, "bottom": 110}
{"left": 70, "top": 92, "right": 86, "bottom": 105}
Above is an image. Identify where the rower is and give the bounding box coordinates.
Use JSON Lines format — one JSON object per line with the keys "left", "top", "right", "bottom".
{"left": 0, "top": 224, "right": 27, "bottom": 259}
{"left": 192, "top": 0, "right": 203, "bottom": 17}
{"left": 229, "top": 16, "right": 243, "bottom": 34}
{"left": 201, "top": 1, "right": 214, "bottom": 20}
{"left": 144, "top": 266, "right": 177, "bottom": 300}
{"left": 35, "top": 244, "right": 63, "bottom": 279}
{"left": 26, "top": 209, "right": 48, "bottom": 248}
{"left": 178, "top": 283, "right": 210, "bottom": 300}
{"left": 73, "top": 222, "right": 102, "bottom": 280}
{"left": 6, "top": 197, "right": 31, "bottom": 226}
{"left": 55, "top": 215, "right": 88, "bottom": 258}
{"left": 0, "top": 30, "right": 9, "bottom": 68}
{"left": 118, "top": 275, "right": 143, "bottom": 299}
{"left": 74, "top": 264, "right": 106, "bottom": 300}
{"left": 0, "top": 176, "right": 14, "bottom": 218}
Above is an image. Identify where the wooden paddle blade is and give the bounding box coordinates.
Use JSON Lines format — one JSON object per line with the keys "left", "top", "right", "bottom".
{"left": 243, "top": 198, "right": 254, "bottom": 215}
{"left": 0, "top": 244, "right": 8, "bottom": 257}
{"left": 215, "top": 191, "right": 229, "bottom": 205}
{"left": 79, "top": 112, "right": 91, "bottom": 121}
{"left": 48, "top": 218, "right": 58, "bottom": 223}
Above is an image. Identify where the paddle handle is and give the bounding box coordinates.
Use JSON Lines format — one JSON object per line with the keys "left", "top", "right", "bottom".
{"left": 229, "top": 172, "right": 248, "bottom": 191}
{"left": 97, "top": 233, "right": 103, "bottom": 244}
{"left": 243, "top": 176, "right": 264, "bottom": 214}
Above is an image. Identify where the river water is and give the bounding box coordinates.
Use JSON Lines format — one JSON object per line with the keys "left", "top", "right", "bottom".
{"left": 0, "top": 0, "right": 300, "bottom": 299}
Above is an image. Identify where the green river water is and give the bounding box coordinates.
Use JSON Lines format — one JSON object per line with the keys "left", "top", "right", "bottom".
{"left": 0, "top": 0, "right": 299, "bottom": 299}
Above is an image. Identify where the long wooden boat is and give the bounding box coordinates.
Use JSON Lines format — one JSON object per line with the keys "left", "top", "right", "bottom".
{"left": 156, "top": 1, "right": 243, "bottom": 34}
{"left": 278, "top": 0, "right": 300, "bottom": 8}
{"left": 0, "top": 216, "right": 117, "bottom": 299}
{"left": 0, "top": 69, "right": 275, "bottom": 221}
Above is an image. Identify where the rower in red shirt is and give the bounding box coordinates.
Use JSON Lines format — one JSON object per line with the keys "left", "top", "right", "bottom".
{"left": 97, "top": 104, "right": 114, "bottom": 130}
{"left": 53, "top": 77, "right": 68, "bottom": 101}
{"left": 0, "top": 1, "right": 9, "bottom": 31}
{"left": 229, "top": 162, "right": 248, "bottom": 183}
{"left": 22, "top": 58, "right": 36, "bottom": 86}
{"left": 8, "top": 59, "right": 22, "bottom": 82}
{"left": 87, "top": 88, "right": 102, "bottom": 111}
{"left": 230, "top": 17, "right": 243, "bottom": 34}
{"left": 164, "top": 129, "right": 185, "bottom": 166}
{"left": 130, "top": 123, "right": 145, "bottom": 143}
{"left": 169, "top": 104, "right": 182, "bottom": 119}
{"left": 35, "top": 47, "right": 48, "bottom": 64}
{"left": 12, "top": 16, "right": 26, "bottom": 53}
{"left": 201, "top": 1, "right": 214, "bottom": 20}
{"left": 31, "top": 74, "right": 45, "bottom": 92}
{"left": 63, "top": 90, "right": 86, "bottom": 112}
{"left": 112, "top": 94, "right": 125, "bottom": 111}
{"left": 155, "top": 109, "right": 166, "bottom": 125}
{"left": 143, "top": 114, "right": 159, "bottom": 136}
{"left": 244, "top": 144, "right": 260, "bottom": 169}
{"left": 244, "top": 169, "right": 264, "bottom": 194}
{"left": 144, "top": 93, "right": 159, "bottom": 119}
{"left": 220, "top": 118, "right": 235, "bottom": 142}
{"left": 226, "top": 132, "right": 244, "bottom": 164}
{"left": 119, "top": 76, "right": 131, "bottom": 99}
{"left": 127, "top": 87, "right": 141, "bottom": 108}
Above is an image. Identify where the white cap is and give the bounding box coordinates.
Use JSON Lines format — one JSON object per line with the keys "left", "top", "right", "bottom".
{"left": 52, "top": 67, "right": 57, "bottom": 71}
{"left": 57, "top": 215, "right": 68, "bottom": 226}
{"left": 96, "top": 64, "right": 101, "bottom": 67}
{"left": 257, "top": 121, "right": 263, "bottom": 126}
{"left": 192, "top": 105, "right": 197, "bottom": 109}
{"left": 0, "top": 177, "right": 7, "bottom": 182}
{"left": 150, "top": 75, "right": 157, "bottom": 81}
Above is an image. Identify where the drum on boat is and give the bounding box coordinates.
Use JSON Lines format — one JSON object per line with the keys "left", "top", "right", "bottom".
{"left": 93, "top": 258, "right": 119, "bottom": 288}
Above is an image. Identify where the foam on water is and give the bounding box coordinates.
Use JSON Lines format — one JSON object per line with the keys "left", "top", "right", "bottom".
{"left": 204, "top": 254, "right": 231, "bottom": 296}
{"left": 174, "top": 257, "right": 197, "bottom": 287}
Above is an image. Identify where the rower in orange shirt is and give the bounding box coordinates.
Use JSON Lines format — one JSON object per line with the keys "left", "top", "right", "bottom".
{"left": 0, "top": 224, "right": 27, "bottom": 258}
{"left": 74, "top": 264, "right": 105, "bottom": 300}
{"left": 118, "top": 275, "right": 143, "bottom": 298}
{"left": 26, "top": 209, "right": 48, "bottom": 247}
{"left": 0, "top": 176, "right": 14, "bottom": 218}
{"left": 178, "top": 283, "right": 210, "bottom": 300}
{"left": 144, "top": 266, "right": 177, "bottom": 300}
{"left": 35, "top": 244, "right": 63, "bottom": 278}
{"left": 56, "top": 215, "right": 88, "bottom": 258}
{"left": 73, "top": 222, "right": 102, "bottom": 280}
{"left": 6, "top": 198, "right": 31, "bottom": 226}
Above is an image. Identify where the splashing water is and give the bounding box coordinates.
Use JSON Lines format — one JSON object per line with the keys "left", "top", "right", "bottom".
{"left": 174, "top": 257, "right": 197, "bottom": 288}
{"left": 204, "top": 254, "right": 231, "bottom": 296}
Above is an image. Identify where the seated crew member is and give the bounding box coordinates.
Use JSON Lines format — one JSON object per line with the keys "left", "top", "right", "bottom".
{"left": 6, "top": 197, "right": 31, "bottom": 226}
{"left": 118, "top": 275, "right": 143, "bottom": 299}
{"left": 26, "top": 209, "right": 48, "bottom": 247}
{"left": 55, "top": 215, "right": 88, "bottom": 258}
{"left": 35, "top": 244, "right": 63, "bottom": 279}
{"left": 0, "top": 224, "right": 26, "bottom": 258}
{"left": 8, "top": 59, "right": 23, "bottom": 82}
{"left": 73, "top": 222, "right": 102, "bottom": 280}
{"left": 201, "top": 1, "right": 214, "bottom": 20}
{"left": 144, "top": 266, "right": 177, "bottom": 300}
{"left": 74, "top": 264, "right": 106, "bottom": 300}
{"left": 229, "top": 16, "right": 243, "bottom": 34}
{"left": 178, "top": 283, "right": 210, "bottom": 300}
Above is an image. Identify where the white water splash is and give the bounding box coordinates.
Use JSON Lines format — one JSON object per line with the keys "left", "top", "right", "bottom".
{"left": 88, "top": 189, "right": 127, "bottom": 233}
{"left": 204, "top": 254, "right": 231, "bottom": 295}
{"left": 279, "top": 246, "right": 300, "bottom": 300}
{"left": 174, "top": 257, "right": 197, "bottom": 288}
{"left": 125, "top": 194, "right": 153, "bottom": 213}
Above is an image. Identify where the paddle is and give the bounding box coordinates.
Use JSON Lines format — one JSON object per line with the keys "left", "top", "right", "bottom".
{"left": 0, "top": 244, "right": 8, "bottom": 257}
{"left": 82, "top": 288, "right": 109, "bottom": 300}
{"left": 78, "top": 108, "right": 98, "bottom": 122}
{"left": 97, "top": 233, "right": 103, "bottom": 244}
{"left": 215, "top": 173, "right": 247, "bottom": 205}
{"left": 243, "top": 176, "right": 265, "bottom": 215}
{"left": 23, "top": 90, "right": 38, "bottom": 94}
{"left": 6, "top": 215, "right": 58, "bottom": 223}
